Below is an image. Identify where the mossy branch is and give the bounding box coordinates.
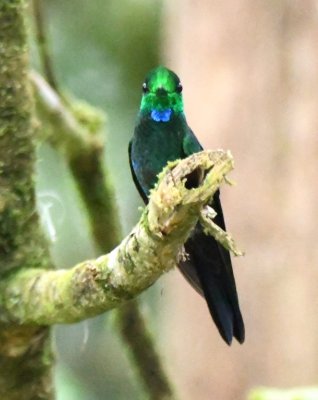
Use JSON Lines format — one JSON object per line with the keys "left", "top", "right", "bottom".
{"left": 31, "top": 70, "right": 241, "bottom": 400}
{"left": 0, "top": 150, "right": 234, "bottom": 325}
{"left": 32, "top": 71, "right": 121, "bottom": 251}
{"left": 200, "top": 206, "right": 244, "bottom": 256}
{"left": 32, "top": 71, "right": 177, "bottom": 399}
{"left": 31, "top": 58, "right": 240, "bottom": 400}
{"left": 32, "top": 70, "right": 179, "bottom": 399}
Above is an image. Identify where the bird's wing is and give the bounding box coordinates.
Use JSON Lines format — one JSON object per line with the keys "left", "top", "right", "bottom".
{"left": 183, "top": 128, "right": 203, "bottom": 154}
{"left": 128, "top": 140, "right": 149, "bottom": 204}
{"left": 180, "top": 129, "right": 245, "bottom": 344}
{"left": 174, "top": 129, "right": 204, "bottom": 295}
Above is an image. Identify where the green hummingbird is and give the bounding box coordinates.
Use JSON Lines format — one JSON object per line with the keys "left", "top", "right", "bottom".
{"left": 129, "top": 66, "right": 244, "bottom": 344}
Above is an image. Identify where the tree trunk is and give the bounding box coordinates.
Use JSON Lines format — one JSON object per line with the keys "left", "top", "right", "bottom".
{"left": 0, "top": 1, "right": 53, "bottom": 399}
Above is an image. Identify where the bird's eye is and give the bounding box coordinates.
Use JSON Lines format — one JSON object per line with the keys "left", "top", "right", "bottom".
{"left": 142, "top": 83, "right": 149, "bottom": 93}
{"left": 176, "top": 83, "right": 183, "bottom": 93}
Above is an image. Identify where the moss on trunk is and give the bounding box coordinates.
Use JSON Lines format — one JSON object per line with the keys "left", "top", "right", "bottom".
{"left": 0, "top": 1, "right": 53, "bottom": 398}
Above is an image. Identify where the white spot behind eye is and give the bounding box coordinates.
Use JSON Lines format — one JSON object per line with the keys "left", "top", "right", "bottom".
{"left": 142, "top": 82, "right": 149, "bottom": 93}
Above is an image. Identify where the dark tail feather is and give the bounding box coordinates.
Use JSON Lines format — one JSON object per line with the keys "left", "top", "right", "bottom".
{"left": 212, "top": 191, "right": 245, "bottom": 343}
{"left": 184, "top": 226, "right": 245, "bottom": 345}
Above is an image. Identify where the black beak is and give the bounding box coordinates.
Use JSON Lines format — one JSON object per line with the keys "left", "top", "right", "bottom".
{"left": 156, "top": 87, "right": 168, "bottom": 96}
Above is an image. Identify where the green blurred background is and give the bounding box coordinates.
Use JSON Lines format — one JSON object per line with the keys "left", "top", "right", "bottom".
{"left": 31, "top": 1, "right": 318, "bottom": 399}
{"left": 33, "top": 1, "right": 163, "bottom": 399}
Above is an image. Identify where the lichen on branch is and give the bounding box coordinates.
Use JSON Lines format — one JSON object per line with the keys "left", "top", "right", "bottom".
{"left": 0, "top": 150, "right": 235, "bottom": 326}
{"left": 200, "top": 206, "right": 244, "bottom": 256}
{"left": 0, "top": 1, "right": 54, "bottom": 399}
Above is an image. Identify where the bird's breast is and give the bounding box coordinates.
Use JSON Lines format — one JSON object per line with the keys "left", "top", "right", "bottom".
{"left": 132, "top": 118, "right": 186, "bottom": 196}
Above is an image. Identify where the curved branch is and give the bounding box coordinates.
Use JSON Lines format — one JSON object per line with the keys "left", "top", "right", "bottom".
{"left": 0, "top": 150, "right": 234, "bottom": 325}
{"left": 31, "top": 72, "right": 99, "bottom": 158}
{"left": 32, "top": 0, "right": 60, "bottom": 95}
{"left": 32, "top": 71, "right": 121, "bottom": 251}
{"left": 32, "top": 71, "right": 176, "bottom": 399}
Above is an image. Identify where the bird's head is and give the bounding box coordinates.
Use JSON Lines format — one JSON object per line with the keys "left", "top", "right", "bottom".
{"left": 139, "top": 66, "right": 184, "bottom": 122}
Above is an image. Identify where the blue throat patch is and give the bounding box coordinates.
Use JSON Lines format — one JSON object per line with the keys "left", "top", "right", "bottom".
{"left": 151, "top": 108, "right": 172, "bottom": 122}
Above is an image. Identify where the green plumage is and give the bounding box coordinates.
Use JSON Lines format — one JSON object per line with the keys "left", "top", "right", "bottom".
{"left": 129, "top": 66, "right": 245, "bottom": 344}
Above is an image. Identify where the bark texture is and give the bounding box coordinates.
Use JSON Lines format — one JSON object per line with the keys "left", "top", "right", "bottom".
{"left": 0, "top": 1, "right": 53, "bottom": 399}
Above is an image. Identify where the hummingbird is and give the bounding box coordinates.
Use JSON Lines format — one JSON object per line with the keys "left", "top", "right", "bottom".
{"left": 128, "top": 66, "right": 245, "bottom": 345}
